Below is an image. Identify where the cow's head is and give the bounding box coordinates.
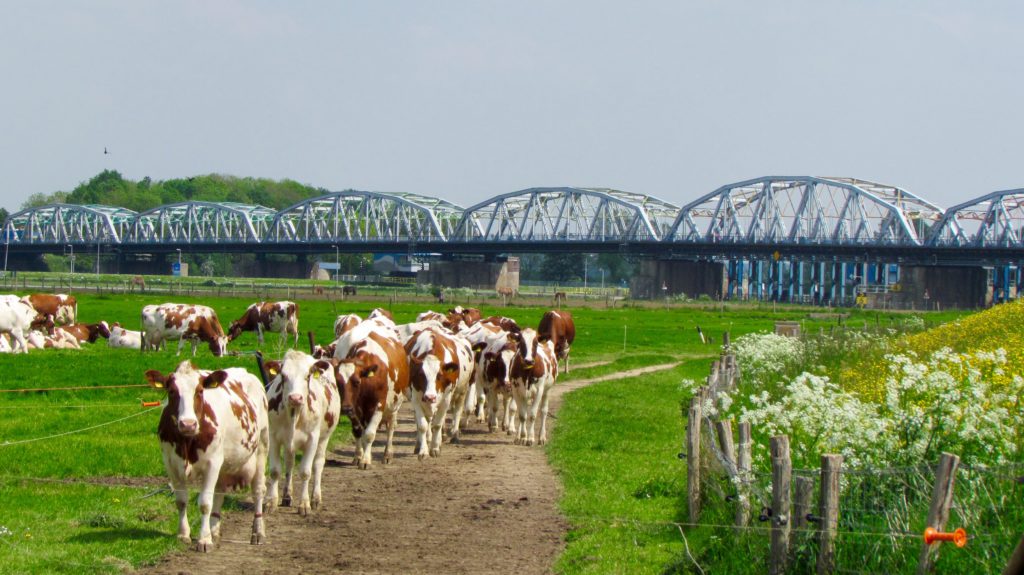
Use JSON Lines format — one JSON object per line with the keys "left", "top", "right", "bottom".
{"left": 146, "top": 361, "right": 227, "bottom": 437}
{"left": 195, "top": 316, "right": 228, "bottom": 356}
{"left": 277, "top": 349, "right": 335, "bottom": 413}
{"left": 409, "top": 354, "right": 459, "bottom": 405}
{"left": 514, "top": 328, "right": 540, "bottom": 370}
{"left": 333, "top": 356, "right": 382, "bottom": 426}
{"left": 226, "top": 320, "right": 245, "bottom": 342}
{"left": 96, "top": 321, "right": 112, "bottom": 340}
{"left": 483, "top": 334, "right": 519, "bottom": 392}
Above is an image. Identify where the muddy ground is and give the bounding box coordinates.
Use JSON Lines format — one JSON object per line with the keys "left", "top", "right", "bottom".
{"left": 141, "top": 362, "right": 677, "bottom": 575}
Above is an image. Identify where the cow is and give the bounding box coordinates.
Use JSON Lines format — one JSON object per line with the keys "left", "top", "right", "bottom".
{"left": 368, "top": 308, "right": 394, "bottom": 323}
{"left": 342, "top": 285, "right": 357, "bottom": 296}
{"left": 22, "top": 293, "right": 77, "bottom": 328}
{"left": 416, "top": 310, "right": 447, "bottom": 324}
{"left": 58, "top": 322, "right": 109, "bottom": 344}
{"left": 538, "top": 310, "right": 576, "bottom": 373}
{"left": 0, "top": 299, "right": 36, "bottom": 353}
{"left": 27, "top": 329, "right": 80, "bottom": 350}
{"left": 108, "top": 323, "right": 143, "bottom": 350}
{"left": 395, "top": 319, "right": 448, "bottom": 345}
{"left": 145, "top": 362, "right": 269, "bottom": 551}
{"left": 510, "top": 329, "right": 558, "bottom": 446}
{"left": 459, "top": 321, "right": 503, "bottom": 422}
{"left": 333, "top": 313, "right": 362, "bottom": 338}
{"left": 227, "top": 301, "right": 299, "bottom": 348}
{"left": 333, "top": 324, "right": 409, "bottom": 469}
{"left": 405, "top": 328, "right": 474, "bottom": 455}
{"left": 142, "top": 304, "right": 228, "bottom": 357}
{"left": 262, "top": 350, "right": 341, "bottom": 515}
{"left": 447, "top": 306, "right": 482, "bottom": 327}
{"left": 553, "top": 292, "right": 567, "bottom": 307}
{"left": 479, "top": 330, "right": 523, "bottom": 434}
{"left": 480, "top": 315, "right": 521, "bottom": 333}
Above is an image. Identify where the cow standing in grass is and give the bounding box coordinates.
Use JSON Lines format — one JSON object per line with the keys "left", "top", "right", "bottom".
{"left": 145, "top": 362, "right": 269, "bottom": 552}
{"left": 141, "top": 304, "right": 228, "bottom": 357}
{"left": 538, "top": 310, "right": 576, "bottom": 373}
{"left": 262, "top": 350, "right": 341, "bottom": 515}
{"left": 227, "top": 301, "right": 299, "bottom": 348}
{"left": 0, "top": 299, "right": 36, "bottom": 353}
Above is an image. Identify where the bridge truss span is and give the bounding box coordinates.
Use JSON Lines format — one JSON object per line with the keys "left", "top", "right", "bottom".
{"left": 451, "top": 187, "right": 679, "bottom": 243}
{"left": 929, "top": 188, "right": 1024, "bottom": 248}
{"left": 2, "top": 203, "right": 137, "bottom": 245}
{"left": 267, "top": 190, "right": 464, "bottom": 244}
{"left": 127, "top": 202, "right": 276, "bottom": 244}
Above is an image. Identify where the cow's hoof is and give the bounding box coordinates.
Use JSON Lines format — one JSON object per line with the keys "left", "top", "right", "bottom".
{"left": 281, "top": 494, "right": 292, "bottom": 507}
{"left": 178, "top": 535, "right": 192, "bottom": 545}
{"left": 297, "top": 503, "right": 310, "bottom": 517}
{"left": 251, "top": 532, "right": 266, "bottom": 545}
{"left": 194, "top": 540, "right": 213, "bottom": 553}
{"left": 449, "top": 434, "right": 461, "bottom": 444}
{"left": 430, "top": 447, "right": 440, "bottom": 458}
{"left": 311, "top": 498, "right": 321, "bottom": 510}
{"left": 538, "top": 438, "right": 547, "bottom": 446}
{"left": 383, "top": 452, "right": 393, "bottom": 465}
{"left": 418, "top": 452, "right": 427, "bottom": 461}
{"left": 513, "top": 436, "right": 522, "bottom": 445}
{"left": 526, "top": 439, "right": 535, "bottom": 447}
{"left": 358, "top": 460, "right": 370, "bottom": 470}
{"left": 265, "top": 502, "right": 277, "bottom": 514}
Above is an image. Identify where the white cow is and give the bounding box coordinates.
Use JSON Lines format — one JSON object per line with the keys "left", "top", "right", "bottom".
{"left": 26, "top": 329, "right": 80, "bottom": 350}
{"left": 510, "top": 329, "right": 559, "bottom": 446}
{"left": 0, "top": 299, "right": 37, "bottom": 353}
{"left": 263, "top": 350, "right": 341, "bottom": 516}
{"left": 478, "top": 330, "right": 522, "bottom": 434}
{"left": 108, "top": 322, "right": 143, "bottom": 350}
{"left": 145, "top": 362, "right": 269, "bottom": 551}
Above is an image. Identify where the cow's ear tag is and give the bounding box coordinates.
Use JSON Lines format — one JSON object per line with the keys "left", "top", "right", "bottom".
{"left": 443, "top": 363, "right": 459, "bottom": 374}
{"left": 144, "top": 370, "right": 166, "bottom": 389}
{"left": 203, "top": 370, "right": 229, "bottom": 389}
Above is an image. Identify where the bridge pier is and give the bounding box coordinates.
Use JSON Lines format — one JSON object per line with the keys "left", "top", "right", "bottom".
{"left": 417, "top": 258, "right": 519, "bottom": 293}
{"left": 630, "top": 260, "right": 727, "bottom": 300}
{"left": 898, "top": 266, "right": 993, "bottom": 309}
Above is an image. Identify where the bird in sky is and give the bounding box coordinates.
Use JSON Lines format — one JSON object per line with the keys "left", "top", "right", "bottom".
{"left": 104, "top": 147, "right": 109, "bottom": 155}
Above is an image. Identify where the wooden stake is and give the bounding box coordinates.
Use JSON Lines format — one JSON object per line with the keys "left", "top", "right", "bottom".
{"left": 770, "top": 435, "right": 791, "bottom": 575}
{"left": 687, "top": 393, "right": 703, "bottom": 524}
{"left": 817, "top": 454, "right": 842, "bottom": 575}
{"left": 917, "top": 452, "right": 961, "bottom": 575}
{"left": 793, "top": 475, "right": 814, "bottom": 532}
{"left": 736, "top": 421, "right": 752, "bottom": 528}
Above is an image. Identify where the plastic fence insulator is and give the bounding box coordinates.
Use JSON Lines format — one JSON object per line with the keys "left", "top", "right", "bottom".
{"left": 805, "top": 513, "right": 823, "bottom": 524}
{"left": 141, "top": 401, "right": 161, "bottom": 408}
{"left": 923, "top": 527, "right": 967, "bottom": 548}
{"left": 758, "top": 506, "right": 773, "bottom": 522}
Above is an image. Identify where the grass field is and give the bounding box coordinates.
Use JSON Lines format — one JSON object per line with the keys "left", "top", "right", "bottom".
{"left": 0, "top": 291, "right": 966, "bottom": 573}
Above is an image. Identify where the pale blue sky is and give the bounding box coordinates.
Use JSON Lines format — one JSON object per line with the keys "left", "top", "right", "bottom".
{"left": 1, "top": 1, "right": 1021, "bottom": 212}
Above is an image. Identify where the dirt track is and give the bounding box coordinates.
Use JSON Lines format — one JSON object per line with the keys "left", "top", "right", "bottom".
{"left": 141, "top": 362, "right": 679, "bottom": 575}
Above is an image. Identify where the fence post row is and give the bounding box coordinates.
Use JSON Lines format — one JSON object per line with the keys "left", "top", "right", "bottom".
{"left": 917, "top": 452, "right": 961, "bottom": 575}
{"left": 817, "top": 454, "right": 842, "bottom": 575}
{"left": 769, "top": 435, "right": 792, "bottom": 575}
{"left": 736, "top": 421, "right": 752, "bottom": 528}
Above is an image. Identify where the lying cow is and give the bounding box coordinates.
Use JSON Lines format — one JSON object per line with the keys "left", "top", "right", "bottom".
{"left": 58, "top": 322, "right": 110, "bottom": 344}
{"left": 227, "top": 301, "right": 299, "bottom": 348}
{"left": 108, "top": 323, "right": 143, "bottom": 350}
{"left": 27, "top": 329, "right": 80, "bottom": 350}
{"left": 145, "top": 362, "right": 269, "bottom": 551}
{"left": 142, "top": 304, "right": 228, "bottom": 357}
{"left": 262, "top": 350, "right": 341, "bottom": 515}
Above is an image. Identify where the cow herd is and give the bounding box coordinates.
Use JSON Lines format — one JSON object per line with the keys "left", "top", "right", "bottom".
{"left": 0, "top": 293, "right": 577, "bottom": 552}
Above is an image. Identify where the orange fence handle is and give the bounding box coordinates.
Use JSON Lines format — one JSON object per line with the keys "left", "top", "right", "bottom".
{"left": 141, "top": 401, "right": 161, "bottom": 408}
{"left": 924, "top": 527, "right": 967, "bottom": 548}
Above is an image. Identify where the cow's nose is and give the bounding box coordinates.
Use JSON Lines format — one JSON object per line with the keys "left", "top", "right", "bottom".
{"left": 424, "top": 393, "right": 438, "bottom": 404}
{"left": 288, "top": 394, "right": 303, "bottom": 406}
{"left": 178, "top": 418, "right": 198, "bottom": 435}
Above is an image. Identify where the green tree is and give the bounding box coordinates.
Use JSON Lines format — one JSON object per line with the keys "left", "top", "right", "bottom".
{"left": 540, "top": 253, "right": 585, "bottom": 283}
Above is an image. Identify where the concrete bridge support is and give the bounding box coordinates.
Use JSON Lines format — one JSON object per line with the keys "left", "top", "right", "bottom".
{"left": 898, "top": 266, "right": 992, "bottom": 310}
{"left": 630, "top": 260, "right": 727, "bottom": 300}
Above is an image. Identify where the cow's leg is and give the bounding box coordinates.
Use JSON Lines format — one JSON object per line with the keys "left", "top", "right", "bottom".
{"left": 310, "top": 429, "right": 331, "bottom": 511}
{"left": 526, "top": 386, "right": 545, "bottom": 446}
{"left": 475, "top": 383, "right": 488, "bottom": 423}
{"left": 383, "top": 397, "right": 402, "bottom": 464}
{"left": 256, "top": 325, "right": 264, "bottom": 347}
{"left": 512, "top": 389, "right": 527, "bottom": 445}
{"left": 251, "top": 426, "right": 269, "bottom": 544}
{"left": 485, "top": 386, "right": 499, "bottom": 432}
{"left": 11, "top": 328, "right": 27, "bottom": 354}
{"left": 191, "top": 338, "right": 199, "bottom": 357}
{"left": 171, "top": 479, "right": 191, "bottom": 545}
{"left": 176, "top": 337, "right": 185, "bottom": 356}
{"left": 281, "top": 443, "right": 296, "bottom": 507}
{"left": 359, "top": 410, "right": 385, "bottom": 469}
{"left": 412, "top": 399, "right": 429, "bottom": 460}
{"left": 537, "top": 383, "right": 552, "bottom": 445}
{"left": 266, "top": 437, "right": 281, "bottom": 513}
{"left": 295, "top": 432, "right": 318, "bottom": 516}
{"left": 195, "top": 456, "right": 223, "bottom": 552}
{"left": 449, "top": 386, "right": 467, "bottom": 443}
{"left": 565, "top": 349, "right": 571, "bottom": 373}
{"left": 210, "top": 492, "right": 226, "bottom": 542}
{"left": 430, "top": 394, "right": 452, "bottom": 456}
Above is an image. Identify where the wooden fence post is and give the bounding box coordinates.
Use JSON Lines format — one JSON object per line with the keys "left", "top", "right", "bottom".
{"left": 1002, "top": 534, "right": 1024, "bottom": 575}
{"left": 817, "top": 454, "right": 842, "bottom": 575}
{"left": 770, "top": 435, "right": 792, "bottom": 575}
{"left": 917, "top": 452, "right": 961, "bottom": 575}
{"left": 687, "top": 391, "right": 704, "bottom": 524}
{"left": 793, "top": 475, "right": 814, "bottom": 532}
{"left": 736, "top": 421, "right": 752, "bottom": 528}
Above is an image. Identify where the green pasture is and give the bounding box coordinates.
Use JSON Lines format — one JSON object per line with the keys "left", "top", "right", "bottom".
{"left": 0, "top": 291, "right": 963, "bottom": 573}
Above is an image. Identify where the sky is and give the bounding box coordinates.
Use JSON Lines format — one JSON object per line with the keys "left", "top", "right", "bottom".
{"left": 1, "top": 1, "right": 1022, "bottom": 213}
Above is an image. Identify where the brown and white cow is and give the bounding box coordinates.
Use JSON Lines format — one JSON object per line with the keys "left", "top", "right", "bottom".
{"left": 367, "top": 307, "right": 394, "bottom": 323}
{"left": 145, "top": 362, "right": 269, "bottom": 551}
{"left": 27, "top": 329, "right": 80, "bottom": 350}
{"left": 459, "top": 321, "right": 503, "bottom": 422}
{"left": 58, "top": 322, "right": 109, "bottom": 344}
{"left": 333, "top": 325, "right": 409, "bottom": 469}
{"left": 405, "top": 328, "right": 474, "bottom": 456}
{"left": 262, "top": 350, "right": 341, "bottom": 515}
{"left": 447, "top": 306, "right": 482, "bottom": 328}
{"left": 510, "top": 329, "right": 558, "bottom": 446}
{"left": 416, "top": 310, "right": 447, "bottom": 324}
{"left": 142, "top": 304, "right": 228, "bottom": 357}
{"left": 479, "top": 330, "right": 523, "bottom": 434}
{"left": 227, "top": 301, "right": 299, "bottom": 347}
{"left": 538, "top": 310, "right": 576, "bottom": 373}
{"left": 22, "top": 293, "right": 77, "bottom": 327}
{"left": 333, "top": 313, "right": 362, "bottom": 338}
{"left": 480, "top": 315, "right": 521, "bottom": 333}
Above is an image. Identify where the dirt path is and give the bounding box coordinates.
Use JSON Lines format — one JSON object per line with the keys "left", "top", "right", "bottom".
{"left": 141, "top": 362, "right": 680, "bottom": 575}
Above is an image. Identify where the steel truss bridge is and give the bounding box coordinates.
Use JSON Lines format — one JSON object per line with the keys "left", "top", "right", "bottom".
{"left": 3, "top": 178, "right": 1023, "bottom": 271}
